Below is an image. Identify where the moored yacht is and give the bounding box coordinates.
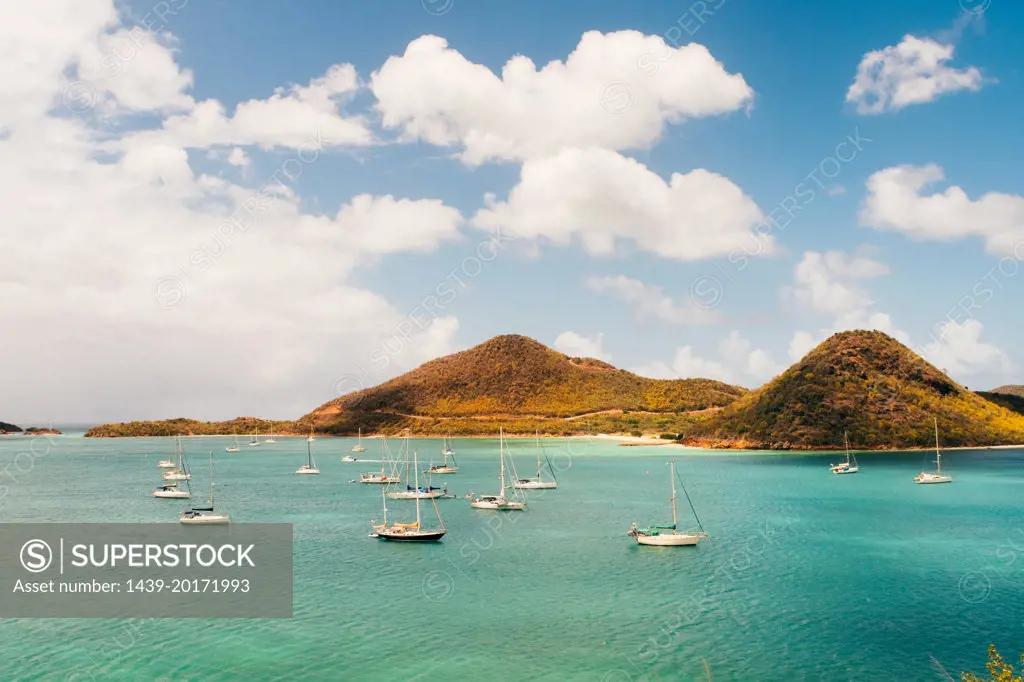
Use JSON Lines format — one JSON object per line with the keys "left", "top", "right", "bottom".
{"left": 914, "top": 417, "right": 953, "bottom": 484}
{"left": 628, "top": 461, "right": 708, "bottom": 547}
{"left": 469, "top": 427, "right": 526, "bottom": 510}
{"left": 180, "top": 451, "right": 230, "bottom": 525}
{"left": 830, "top": 431, "right": 859, "bottom": 475}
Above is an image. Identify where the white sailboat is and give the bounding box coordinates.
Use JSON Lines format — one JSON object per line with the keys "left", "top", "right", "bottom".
{"left": 370, "top": 451, "right": 446, "bottom": 542}
{"left": 442, "top": 435, "right": 455, "bottom": 457}
{"left": 153, "top": 480, "right": 191, "bottom": 499}
{"left": 351, "top": 428, "right": 367, "bottom": 453}
{"left": 387, "top": 450, "right": 447, "bottom": 499}
{"left": 359, "top": 435, "right": 400, "bottom": 484}
{"left": 162, "top": 437, "right": 191, "bottom": 481}
{"left": 514, "top": 430, "right": 558, "bottom": 489}
{"left": 628, "top": 461, "right": 708, "bottom": 547}
{"left": 469, "top": 427, "right": 526, "bottom": 510}
{"left": 265, "top": 432, "right": 277, "bottom": 444}
{"left": 296, "top": 438, "right": 321, "bottom": 475}
{"left": 429, "top": 438, "right": 458, "bottom": 475}
{"left": 157, "top": 438, "right": 176, "bottom": 468}
{"left": 307, "top": 425, "right": 316, "bottom": 443}
{"left": 180, "top": 451, "right": 230, "bottom": 524}
{"left": 225, "top": 432, "right": 241, "bottom": 453}
{"left": 914, "top": 417, "right": 953, "bottom": 484}
{"left": 249, "top": 427, "right": 261, "bottom": 447}
{"left": 830, "top": 431, "right": 859, "bottom": 474}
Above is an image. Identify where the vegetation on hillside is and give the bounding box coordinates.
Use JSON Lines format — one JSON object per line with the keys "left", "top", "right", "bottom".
{"left": 990, "top": 385, "right": 1024, "bottom": 399}
{"left": 977, "top": 391, "right": 1024, "bottom": 417}
{"left": 313, "top": 335, "right": 745, "bottom": 419}
{"left": 85, "top": 417, "right": 299, "bottom": 438}
{"left": 0, "top": 421, "right": 22, "bottom": 433}
{"left": 682, "top": 330, "right": 1024, "bottom": 449}
{"left": 961, "top": 644, "right": 1024, "bottom": 682}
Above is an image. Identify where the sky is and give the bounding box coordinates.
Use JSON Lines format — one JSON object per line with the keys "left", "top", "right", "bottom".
{"left": 2, "top": 0, "right": 1023, "bottom": 424}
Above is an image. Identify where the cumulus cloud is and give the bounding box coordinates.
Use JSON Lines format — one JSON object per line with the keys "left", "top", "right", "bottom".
{"left": 633, "top": 332, "right": 783, "bottom": 387}
{"left": 472, "top": 147, "right": 767, "bottom": 261}
{"left": 371, "top": 31, "right": 754, "bottom": 164}
{"left": 861, "top": 164, "right": 1024, "bottom": 257}
{"left": 554, "top": 332, "right": 611, "bottom": 361}
{"left": 846, "top": 34, "right": 986, "bottom": 114}
{"left": 585, "top": 275, "right": 719, "bottom": 325}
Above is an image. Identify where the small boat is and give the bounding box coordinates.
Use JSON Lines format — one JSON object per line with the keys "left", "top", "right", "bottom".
{"left": 157, "top": 458, "right": 176, "bottom": 469}
{"left": 341, "top": 455, "right": 358, "bottom": 462}
{"left": 470, "top": 427, "right": 526, "bottom": 510}
{"left": 359, "top": 435, "right": 400, "bottom": 484}
{"left": 153, "top": 481, "right": 191, "bottom": 499}
{"left": 388, "top": 453, "right": 446, "bottom": 498}
{"left": 225, "top": 432, "right": 241, "bottom": 453}
{"left": 162, "top": 437, "right": 191, "bottom": 481}
{"left": 307, "top": 425, "right": 316, "bottom": 443}
{"left": 914, "top": 417, "right": 953, "bottom": 484}
{"left": 429, "top": 437, "right": 458, "bottom": 474}
{"left": 628, "top": 461, "right": 708, "bottom": 547}
{"left": 371, "top": 451, "right": 446, "bottom": 542}
{"left": 296, "top": 438, "right": 321, "bottom": 475}
{"left": 248, "top": 427, "right": 261, "bottom": 447}
{"left": 514, "top": 430, "right": 558, "bottom": 489}
{"left": 265, "top": 432, "right": 277, "bottom": 444}
{"left": 442, "top": 434, "right": 455, "bottom": 457}
{"left": 830, "top": 431, "right": 859, "bottom": 475}
{"left": 180, "top": 452, "right": 230, "bottom": 525}
{"left": 351, "top": 427, "right": 366, "bottom": 453}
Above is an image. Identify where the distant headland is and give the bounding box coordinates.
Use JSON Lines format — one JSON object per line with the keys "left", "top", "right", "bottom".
{"left": 85, "top": 332, "right": 1024, "bottom": 451}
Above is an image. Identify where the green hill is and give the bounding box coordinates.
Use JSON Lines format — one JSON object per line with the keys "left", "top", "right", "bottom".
{"left": 682, "top": 330, "right": 1024, "bottom": 450}
{"left": 0, "top": 421, "right": 22, "bottom": 434}
{"left": 990, "top": 384, "right": 1024, "bottom": 398}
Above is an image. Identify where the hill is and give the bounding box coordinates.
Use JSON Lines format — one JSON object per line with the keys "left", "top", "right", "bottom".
{"left": 682, "top": 330, "right": 1024, "bottom": 450}
{"left": 990, "top": 385, "right": 1024, "bottom": 398}
{"left": 0, "top": 421, "right": 22, "bottom": 434}
{"left": 303, "top": 334, "right": 746, "bottom": 435}
{"left": 87, "top": 335, "right": 746, "bottom": 437}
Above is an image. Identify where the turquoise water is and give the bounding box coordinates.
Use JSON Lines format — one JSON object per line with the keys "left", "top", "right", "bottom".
{"left": 1, "top": 433, "right": 1022, "bottom": 681}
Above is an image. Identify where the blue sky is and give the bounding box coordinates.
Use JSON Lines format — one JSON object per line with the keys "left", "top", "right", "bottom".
{"left": 1, "top": 0, "right": 1022, "bottom": 422}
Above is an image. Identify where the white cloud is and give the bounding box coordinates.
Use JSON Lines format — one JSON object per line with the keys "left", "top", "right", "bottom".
{"left": 0, "top": 1, "right": 464, "bottom": 423}
{"left": 371, "top": 31, "right": 754, "bottom": 165}
{"left": 783, "top": 250, "right": 1009, "bottom": 377}
{"left": 846, "top": 34, "right": 986, "bottom": 115}
{"left": 472, "top": 147, "right": 767, "bottom": 261}
{"left": 634, "top": 332, "right": 783, "bottom": 387}
{"left": 226, "top": 148, "right": 250, "bottom": 167}
{"left": 585, "top": 275, "right": 719, "bottom": 325}
{"left": 119, "top": 63, "right": 372, "bottom": 151}
{"left": 861, "top": 164, "right": 1024, "bottom": 257}
{"left": 554, "top": 332, "right": 611, "bottom": 361}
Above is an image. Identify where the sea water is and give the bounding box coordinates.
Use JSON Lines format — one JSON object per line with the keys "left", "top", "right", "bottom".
{"left": 0, "top": 432, "right": 1021, "bottom": 681}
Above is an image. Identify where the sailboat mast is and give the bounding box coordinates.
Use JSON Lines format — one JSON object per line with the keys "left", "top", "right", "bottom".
{"left": 307, "top": 439, "right": 313, "bottom": 467}
{"left": 670, "top": 461, "right": 678, "bottom": 528}
{"left": 499, "top": 427, "right": 506, "bottom": 491}
{"left": 844, "top": 430, "right": 851, "bottom": 466}
{"left": 414, "top": 451, "right": 422, "bottom": 527}
{"left": 209, "top": 451, "right": 215, "bottom": 508}
{"left": 934, "top": 416, "right": 941, "bottom": 473}
{"left": 535, "top": 430, "right": 542, "bottom": 480}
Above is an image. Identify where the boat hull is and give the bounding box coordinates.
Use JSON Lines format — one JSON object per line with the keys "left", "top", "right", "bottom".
{"left": 162, "top": 473, "right": 190, "bottom": 481}
{"left": 224, "top": 447, "right": 240, "bottom": 453}
{"left": 374, "top": 530, "right": 446, "bottom": 542}
{"left": 914, "top": 474, "right": 953, "bottom": 484}
{"left": 341, "top": 457, "right": 357, "bottom": 462}
{"left": 179, "top": 513, "right": 230, "bottom": 525}
{"left": 635, "top": 533, "right": 703, "bottom": 546}
{"left": 359, "top": 475, "right": 399, "bottom": 484}
{"left": 351, "top": 447, "right": 366, "bottom": 453}
{"left": 157, "top": 461, "right": 176, "bottom": 469}
{"left": 514, "top": 480, "right": 557, "bottom": 489}
{"left": 153, "top": 490, "right": 191, "bottom": 499}
{"left": 831, "top": 466, "right": 859, "bottom": 475}
{"left": 387, "top": 491, "right": 445, "bottom": 499}
{"left": 429, "top": 467, "right": 458, "bottom": 474}
{"left": 470, "top": 498, "right": 525, "bottom": 510}
{"left": 296, "top": 468, "right": 321, "bottom": 475}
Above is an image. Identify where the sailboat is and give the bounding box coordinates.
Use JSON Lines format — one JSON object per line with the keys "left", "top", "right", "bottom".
{"left": 307, "top": 425, "right": 316, "bottom": 443}
{"left": 157, "top": 438, "right": 176, "bottom": 468}
{"left": 225, "top": 432, "right": 241, "bottom": 453}
{"left": 914, "top": 417, "right": 953, "bottom": 484}
{"left": 351, "top": 428, "right": 366, "bottom": 453}
{"left": 265, "top": 432, "right": 277, "bottom": 444}
{"left": 370, "top": 451, "right": 446, "bottom": 542}
{"left": 162, "top": 437, "right": 191, "bottom": 481}
{"left": 249, "top": 427, "right": 261, "bottom": 447}
{"left": 469, "top": 427, "right": 526, "bottom": 510}
{"left": 387, "top": 450, "right": 447, "bottom": 499}
{"left": 296, "top": 438, "right": 321, "bottom": 475}
{"left": 830, "top": 431, "right": 859, "bottom": 474}
{"left": 153, "top": 479, "right": 191, "bottom": 499}
{"left": 180, "top": 451, "right": 230, "bottom": 524}
{"left": 628, "top": 461, "right": 708, "bottom": 546}
{"left": 514, "top": 430, "right": 558, "bottom": 489}
{"left": 429, "top": 438, "right": 458, "bottom": 475}
{"left": 359, "top": 435, "right": 400, "bottom": 484}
